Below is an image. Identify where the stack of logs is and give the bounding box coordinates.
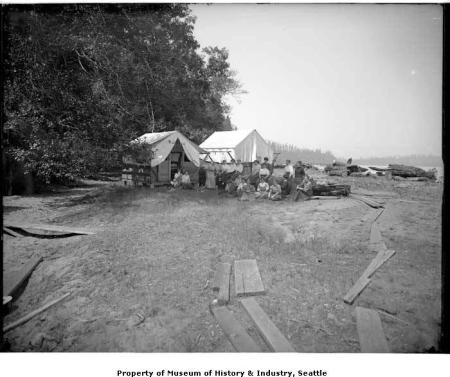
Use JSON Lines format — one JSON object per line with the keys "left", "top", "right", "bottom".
{"left": 312, "top": 183, "right": 351, "bottom": 196}
{"left": 324, "top": 162, "right": 347, "bottom": 177}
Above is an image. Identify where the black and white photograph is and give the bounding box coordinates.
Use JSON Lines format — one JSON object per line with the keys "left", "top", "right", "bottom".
{"left": 1, "top": 1, "right": 445, "bottom": 358}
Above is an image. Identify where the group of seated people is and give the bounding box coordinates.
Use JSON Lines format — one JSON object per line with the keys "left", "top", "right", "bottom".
{"left": 169, "top": 158, "right": 314, "bottom": 201}
{"left": 170, "top": 169, "right": 194, "bottom": 190}
{"left": 217, "top": 158, "right": 314, "bottom": 202}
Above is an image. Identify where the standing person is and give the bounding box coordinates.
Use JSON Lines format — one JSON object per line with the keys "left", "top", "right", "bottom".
{"left": 229, "top": 159, "right": 237, "bottom": 173}
{"left": 198, "top": 163, "right": 206, "bottom": 188}
{"left": 262, "top": 157, "right": 273, "bottom": 175}
{"left": 252, "top": 159, "right": 261, "bottom": 175}
{"left": 249, "top": 160, "right": 261, "bottom": 189}
{"left": 283, "top": 159, "right": 294, "bottom": 195}
{"left": 294, "top": 161, "right": 306, "bottom": 181}
{"left": 235, "top": 159, "right": 244, "bottom": 174}
{"left": 291, "top": 161, "right": 306, "bottom": 200}
{"left": 205, "top": 162, "right": 216, "bottom": 189}
{"left": 216, "top": 160, "right": 228, "bottom": 190}
{"left": 259, "top": 162, "right": 271, "bottom": 181}
{"left": 229, "top": 158, "right": 240, "bottom": 181}
{"left": 283, "top": 160, "right": 294, "bottom": 179}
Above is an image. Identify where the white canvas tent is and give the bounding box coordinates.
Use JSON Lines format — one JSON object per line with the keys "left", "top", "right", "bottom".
{"left": 199, "top": 129, "right": 273, "bottom": 163}
{"left": 123, "top": 131, "right": 204, "bottom": 185}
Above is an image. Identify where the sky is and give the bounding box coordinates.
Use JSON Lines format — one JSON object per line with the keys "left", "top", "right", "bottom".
{"left": 190, "top": 4, "right": 442, "bottom": 159}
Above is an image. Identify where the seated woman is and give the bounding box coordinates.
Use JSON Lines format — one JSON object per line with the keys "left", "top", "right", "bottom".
{"left": 181, "top": 170, "right": 194, "bottom": 189}
{"left": 255, "top": 177, "right": 270, "bottom": 199}
{"left": 268, "top": 181, "right": 282, "bottom": 201}
{"left": 294, "top": 174, "right": 314, "bottom": 201}
{"left": 170, "top": 169, "right": 183, "bottom": 189}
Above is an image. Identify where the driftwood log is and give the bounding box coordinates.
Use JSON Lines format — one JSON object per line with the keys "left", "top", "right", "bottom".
{"left": 348, "top": 165, "right": 368, "bottom": 174}
{"left": 369, "top": 166, "right": 387, "bottom": 172}
{"left": 387, "top": 164, "right": 435, "bottom": 180}
{"left": 312, "top": 184, "right": 351, "bottom": 196}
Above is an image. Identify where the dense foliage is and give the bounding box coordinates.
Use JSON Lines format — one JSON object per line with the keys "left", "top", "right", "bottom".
{"left": 268, "top": 141, "right": 336, "bottom": 165}
{"left": 3, "top": 4, "right": 242, "bottom": 189}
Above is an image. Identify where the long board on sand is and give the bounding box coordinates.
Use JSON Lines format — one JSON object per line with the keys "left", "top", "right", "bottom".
{"left": 212, "top": 263, "right": 231, "bottom": 291}
{"left": 364, "top": 249, "right": 396, "bottom": 280}
{"left": 4, "top": 222, "right": 96, "bottom": 235}
{"left": 216, "top": 263, "right": 231, "bottom": 305}
{"left": 343, "top": 249, "right": 396, "bottom": 304}
{"left": 211, "top": 306, "right": 261, "bottom": 352}
{"left": 240, "top": 298, "right": 295, "bottom": 352}
{"left": 3, "top": 227, "right": 22, "bottom": 237}
{"left": 355, "top": 306, "right": 390, "bottom": 352}
{"left": 234, "top": 259, "right": 265, "bottom": 297}
{"left": 343, "top": 276, "right": 372, "bottom": 305}
{"left": 368, "top": 223, "right": 387, "bottom": 252}
{"left": 3, "top": 292, "right": 71, "bottom": 333}
{"left": 3, "top": 256, "right": 43, "bottom": 298}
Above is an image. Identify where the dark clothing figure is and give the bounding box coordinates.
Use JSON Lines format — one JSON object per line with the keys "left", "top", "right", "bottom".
{"left": 198, "top": 166, "right": 206, "bottom": 187}
{"left": 280, "top": 178, "right": 291, "bottom": 196}
{"left": 294, "top": 164, "right": 305, "bottom": 183}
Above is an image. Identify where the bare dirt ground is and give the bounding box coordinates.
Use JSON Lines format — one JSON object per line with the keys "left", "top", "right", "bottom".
{"left": 2, "top": 171, "right": 442, "bottom": 352}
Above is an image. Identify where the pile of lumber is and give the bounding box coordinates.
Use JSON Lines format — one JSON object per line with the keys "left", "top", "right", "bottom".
{"left": 210, "top": 259, "right": 295, "bottom": 352}
{"left": 312, "top": 183, "right": 351, "bottom": 196}
{"left": 324, "top": 164, "right": 347, "bottom": 177}
{"left": 387, "top": 164, "right": 436, "bottom": 180}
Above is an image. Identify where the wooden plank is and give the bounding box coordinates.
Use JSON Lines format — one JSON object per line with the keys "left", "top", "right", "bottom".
{"left": 369, "top": 223, "right": 383, "bottom": 244}
{"left": 217, "top": 263, "right": 231, "bottom": 305}
{"left": 368, "top": 223, "right": 386, "bottom": 252}
{"left": 234, "top": 260, "right": 265, "bottom": 297}
{"left": 343, "top": 249, "right": 396, "bottom": 304}
{"left": 3, "top": 293, "right": 71, "bottom": 333}
{"left": 211, "top": 306, "right": 261, "bottom": 352}
{"left": 365, "top": 249, "right": 396, "bottom": 279}
{"left": 3, "top": 227, "right": 21, "bottom": 237}
{"left": 4, "top": 222, "right": 95, "bottom": 235}
{"left": 240, "top": 298, "right": 295, "bottom": 352}
{"left": 3, "top": 257, "right": 43, "bottom": 298}
{"left": 355, "top": 306, "right": 390, "bottom": 352}
{"left": 212, "top": 263, "right": 230, "bottom": 291}
{"left": 343, "top": 276, "right": 371, "bottom": 305}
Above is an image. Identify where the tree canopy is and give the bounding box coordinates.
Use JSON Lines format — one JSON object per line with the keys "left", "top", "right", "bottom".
{"left": 268, "top": 141, "right": 336, "bottom": 165}
{"left": 3, "top": 4, "right": 242, "bottom": 188}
